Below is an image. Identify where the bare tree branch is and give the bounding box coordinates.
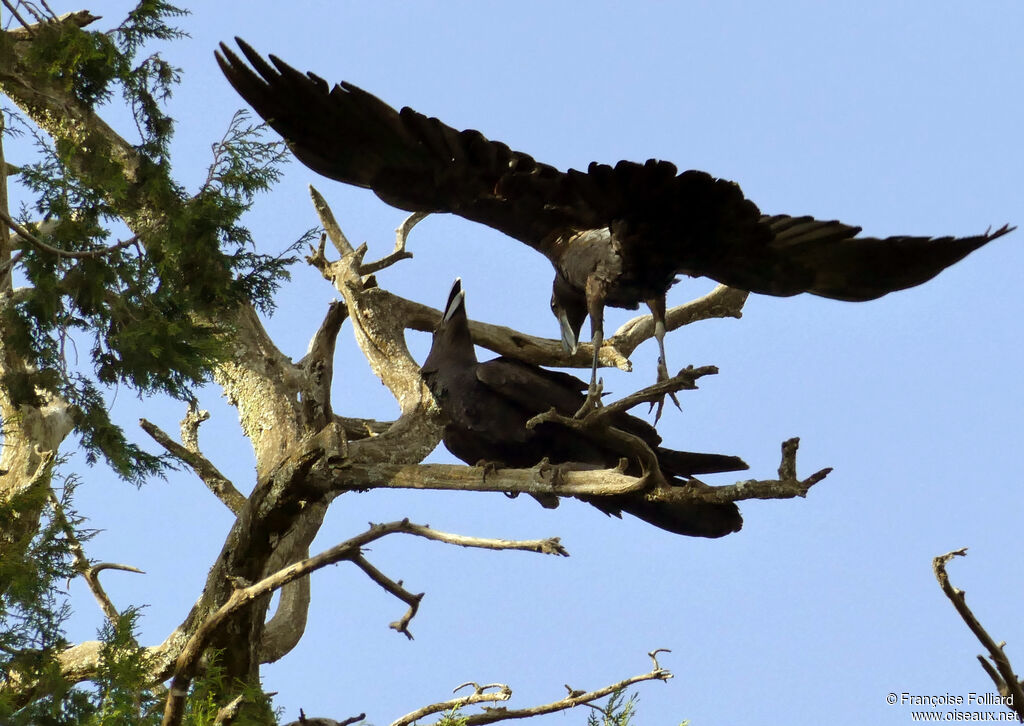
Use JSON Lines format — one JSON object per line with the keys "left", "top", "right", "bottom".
{"left": 356, "top": 211, "right": 424, "bottom": 276}
{"left": 161, "top": 520, "right": 568, "bottom": 726}
{"left": 259, "top": 573, "right": 311, "bottom": 665}
{"left": 933, "top": 548, "right": 1024, "bottom": 720}
{"left": 580, "top": 365, "right": 719, "bottom": 421}
{"left": 611, "top": 284, "right": 749, "bottom": 359}
{"left": 0, "top": 208, "right": 138, "bottom": 259}
{"left": 4, "top": 9, "right": 98, "bottom": 35}
{"left": 694, "top": 438, "right": 831, "bottom": 503}
{"left": 522, "top": 366, "right": 726, "bottom": 487}
{"left": 140, "top": 418, "right": 246, "bottom": 515}
{"left": 351, "top": 554, "right": 423, "bottom": 640}
{"left": 1, "top": 0, "right": 35, "bottom": 31}
{"left": 389, "top": 653, "right": 672, "bottom": 726}
{"left": 337, "top": 461, "right": 642, "bottom": 501}
{"left": 298, "top": 301, "right": 348, "bottom": 428}
{"left": 390, "top": 683, "right": 513, "bottom": 726}
{"left": 179, "top": 400, "right": 208, "bottom": 453}
{"left": 307, "top": 186, "right": 435, "bottom": 415}
{"left": 338, "top": 436, "right": 830, "bottom": 511}
{"left": 305, "top": 191, "right": 748, "bottom": 375}
{"left": 47, "top": 490, "right": 143, "bottom": 626}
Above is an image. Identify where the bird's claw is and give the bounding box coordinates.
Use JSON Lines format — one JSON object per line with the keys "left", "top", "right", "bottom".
{"left": 649, "top": 357, "right": 682, "bottom": 423}
{"left": 574, "top": 378, "right": 604, "bottom": 419}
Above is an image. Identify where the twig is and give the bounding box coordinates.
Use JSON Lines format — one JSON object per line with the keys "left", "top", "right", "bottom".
{"left": 582, "top": 365, "right": 718, "bottom": 422}
{"left": 647, "top": 648, "right": 671, "bottom": 670}
{"left": 933, "top": 549, "right": 1024, "bottom": 720}
{"left": 525, "top": 405, "right": 667, "bottom": 488}
{"left": 389, "top": 654, "right": 672, "bottom": 726}
{"left": 694, "top": 438, "right": 831, "bottom": 503}
{"left": 17, "top": 2, "right": 45, "bottom": 23}
{"left": 391, "top": 683, "right": 513, "bottom": 726}
{"left": 351, "top": 554, "right": 423, "bottom": 640}
{"left": 1, "top": 0, "right": 34, "bottom": 31}
{"left": 0, "top": 248, "right": 23, "bottom": 279}
{"left": 179, "top": 400, "right": 209, "bottom": 453}
{"left": 0, "top": 208, "right": 137, "bottom": 259}
{"left": 357, "top": 211, "right": 424, "bottom": 276}
{"left": 48, "top": 490, "right": 143, "bottom": 626}
{"left": 334, "top": 415, "right": 391, "bottom": 439}
{"left": 309, "top": 186, "right": 355, "bottom": 257}
{"left": 37, "top": 1, "right": 58, "bottom": 20}
{"left": 521, "top": 371, "right": 721, "bottom": 488}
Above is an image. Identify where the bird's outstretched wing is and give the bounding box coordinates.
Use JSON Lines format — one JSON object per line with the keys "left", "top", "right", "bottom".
{"left": 215, "top": 39, "right": 762, "bottom": 259}
{"left": 700, "top": 215, "right": 1013, "bottom": 301}
{"left": 217, "top": 39, "right": 581, "bottom": 247}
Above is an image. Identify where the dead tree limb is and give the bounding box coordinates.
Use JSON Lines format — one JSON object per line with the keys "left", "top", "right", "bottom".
{"left": 161, "top": 520, "right": 568, "bottom": 726}
{"left": 140, "top": 418, "right": 246, "bottom": 515}
{"left": 933, "top": 548, "right": 1024, "bottom": 721}
{"left": 389, "top": 653, "right": 672, "bottom": 726}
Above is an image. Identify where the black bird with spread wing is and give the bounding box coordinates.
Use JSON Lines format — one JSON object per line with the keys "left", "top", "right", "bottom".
{"left": 216, "top": 39, "right": 1011, "bottom": 410}
{"left": 420, "top": 279, "right": 748, "bottom": 538}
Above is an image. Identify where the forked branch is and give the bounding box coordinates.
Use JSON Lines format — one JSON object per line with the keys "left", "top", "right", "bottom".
{"left": 522, "top": 367, "right": 723, "bottom": 488}
{"left": 389, "top": 651, "right": 672, "bottom": 726}
{"left": 933, "top": 548, "right": 1024, "bottom": 720}
{"left": 692, "top": 438, "right": 831, "bottom": 504}
{"left": 48, "top": 490, "right": 143, "bottom": 626}
{"left": 0, "top": 208, "right": 138, "bottom": 260}
{"left": 357, "top": 211, "right": 425, "bottom": 276}
{"left": 140, "top": 418, "right": 246, "bottom": 514}
{"left": 161, "top": 520, "right": 568, "bottom": 726}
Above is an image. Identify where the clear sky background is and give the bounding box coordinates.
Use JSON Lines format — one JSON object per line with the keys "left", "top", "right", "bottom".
{"left": 8, "top": 2, "right": 1024, "bottom": 724}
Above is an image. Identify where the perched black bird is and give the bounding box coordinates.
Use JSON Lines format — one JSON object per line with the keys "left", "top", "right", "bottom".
{"left": 216, "top": 39, "right": 1011, "bottom": 409}
{"left": 420, "top": 279, "right": 749, "bottom": 538}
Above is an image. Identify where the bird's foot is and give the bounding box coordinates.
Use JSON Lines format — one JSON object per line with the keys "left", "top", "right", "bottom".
{"left": 529, "top": 458, "right": 562, "bottom": 509}
{"left": 574, "top": 378, "right": 605, "bottom": 419}
{"left": 648, "top": 357, "right": 682, "bottom": 423}
{"left": 474, "top": 459, "right": 504, "bottom": 489}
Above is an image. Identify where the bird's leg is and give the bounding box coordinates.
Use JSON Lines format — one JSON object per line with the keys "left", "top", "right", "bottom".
{"left": 646, "top": 296, "right": 681, "bottom": 422}
{"left": 575, "top": 296, "right": 606, "bottom": 418}
{"left": 574, "top": 334, "right": 605, "bottom": 418}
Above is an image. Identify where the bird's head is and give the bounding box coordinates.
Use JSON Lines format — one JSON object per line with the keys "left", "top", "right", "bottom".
{"left": 421, "top": 278, "right": 477, "bottom": 377}
{"left": 550, "top": 273, "right": 587, "bottom": 355}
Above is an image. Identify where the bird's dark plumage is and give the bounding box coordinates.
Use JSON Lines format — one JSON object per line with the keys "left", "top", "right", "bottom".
{"left": 420, "top": 280, "right": 748, "bottom": 538}
{"left": 216, "top": 39, "right": 1012, "bottom": 404}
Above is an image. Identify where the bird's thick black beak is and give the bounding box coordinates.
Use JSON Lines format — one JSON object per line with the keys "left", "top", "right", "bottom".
{"left": 556, "top": 308, "right": 579, "bottom": 354}
{"left": 442, "top": 278, "right": 465, "bottom": 324}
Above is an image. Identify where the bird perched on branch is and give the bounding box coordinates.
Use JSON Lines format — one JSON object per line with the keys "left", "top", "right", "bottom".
{"left": 216, "top": 39, "right": 1012, "bottom": 416}
{"left": 420, "top": 279, "right": 748, "bottom": 538}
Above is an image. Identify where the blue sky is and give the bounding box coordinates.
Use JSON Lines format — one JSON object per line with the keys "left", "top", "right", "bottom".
{"left": 9, "top": 2, "right": 1024, "bottom": 724}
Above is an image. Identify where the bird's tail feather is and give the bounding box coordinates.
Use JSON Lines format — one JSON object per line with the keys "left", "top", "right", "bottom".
{"left": 586, "top": 496, "right": 743, "bottom": 538}
{"left": 655, "top": 448, "right": 748, "bottom": 477}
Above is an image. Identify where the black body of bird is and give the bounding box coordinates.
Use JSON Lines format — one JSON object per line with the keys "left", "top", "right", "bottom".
{"left": 420, "top": 279, "right": 748, "bottom": 538}
{"left": 216, "top": 39, "right": 1011, "bottom": 402}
